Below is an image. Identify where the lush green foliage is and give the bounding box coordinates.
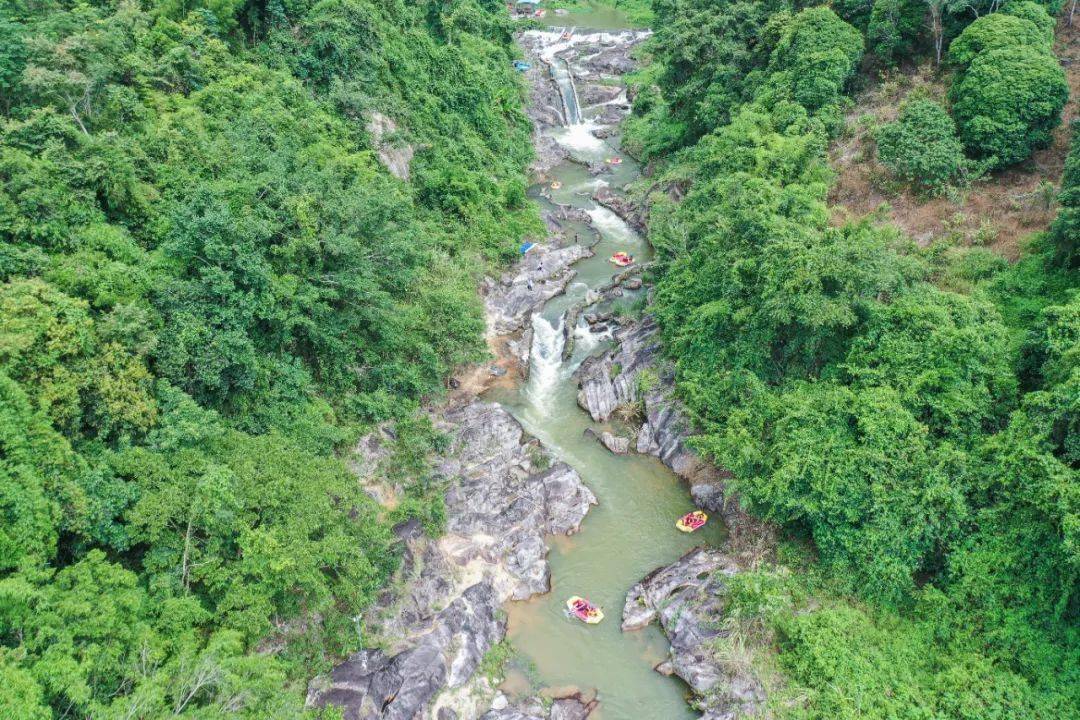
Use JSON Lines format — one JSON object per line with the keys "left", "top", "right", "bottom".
{"left": 0, "top": 0, "right": 534, "bottom": 716}
{"left": 1050, "top": 122, "right": 1080, "bottom": 269}
{"left": 630, "top": 1, "right": 1078, "bottom": 716}
{"left": 720, "top": 562, "right": 1079, "bottom": 719}
{"left": 951, "top": 45, "right": 1068, "bottom": 168}
{"left": 876, "top": 97, "right": 967, "bottom": 193}
{"left": 947, "top": 5, "right": 1066, "bottom": 169}
{"left": 866, "top": 0, "right": 924, "bottom": 63}
{"left": 946, "top": 10, "right": 1053, "bottom": 69}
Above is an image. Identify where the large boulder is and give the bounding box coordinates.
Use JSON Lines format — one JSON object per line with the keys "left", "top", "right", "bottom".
{"left": 623, "top": 548, "right": 766, "bottom": 719}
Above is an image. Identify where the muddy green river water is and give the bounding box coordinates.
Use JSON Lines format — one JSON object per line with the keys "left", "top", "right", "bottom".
{"left": 483, "top": 8, "right": 723, "bottom": 718}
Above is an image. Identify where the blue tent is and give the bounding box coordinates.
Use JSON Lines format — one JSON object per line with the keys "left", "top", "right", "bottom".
{"left": 513, "top": 60, "right": 532, "bottom": 72}
{"left": 519, "top": 241, "right": 536, "bottom": 255}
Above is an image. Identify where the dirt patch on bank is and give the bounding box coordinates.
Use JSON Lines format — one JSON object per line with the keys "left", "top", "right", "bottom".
{"left": 829, "top": 18, "right": 1080, "bottom": 260}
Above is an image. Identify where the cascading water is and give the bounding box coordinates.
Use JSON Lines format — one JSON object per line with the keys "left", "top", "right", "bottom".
{"left": 525, "top": 313, "right": 566, "bottom": 409}
{"left": 552, "top": 57, "right": 583, "bottom": 125}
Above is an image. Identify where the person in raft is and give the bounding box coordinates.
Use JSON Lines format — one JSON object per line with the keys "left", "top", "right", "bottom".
{"left": 676, "top": 510, "right": 708, "bottom": 532}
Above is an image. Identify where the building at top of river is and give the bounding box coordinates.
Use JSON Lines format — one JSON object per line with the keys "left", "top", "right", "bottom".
{"left": 511, "top": 0, "right": 546, "bottom": 19}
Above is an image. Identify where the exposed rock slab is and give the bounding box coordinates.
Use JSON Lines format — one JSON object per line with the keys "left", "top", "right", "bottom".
{"left": 574, "top": 317, "right": 753, "bottom": 535}
{"left": 599, "top": 431, "right": 630, "bottom": 454}
{"left": 484, "top": 244, "right": 590, "bottom": 337}
{"left": 366, "top": 112, "right": 415, "bottom": 181}
{"left": 623, "top": 548, "right": 765, "bottom": 720}
{"left": 310, "top": 403, "right": 595, "bottom": 720}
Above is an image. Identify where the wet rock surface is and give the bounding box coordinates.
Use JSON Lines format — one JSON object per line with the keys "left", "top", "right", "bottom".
{"left": 593, "top": 187, "right": 645, "bottom": 233}
{"left": 484, "top": 243, "right": 591, "bottom": 337}
{"left": 623, "top": 548, "right": 766, "bottom": 720}
{"left": 309, "top": 403, "right": 595, "bottom": 720}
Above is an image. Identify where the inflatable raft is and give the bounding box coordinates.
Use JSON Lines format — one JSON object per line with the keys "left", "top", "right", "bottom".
{"left": 676, "top": 510, "right": 708, "bottom": 533}
{"left": 566, "top": 596, "right": 604, "bottom": 624}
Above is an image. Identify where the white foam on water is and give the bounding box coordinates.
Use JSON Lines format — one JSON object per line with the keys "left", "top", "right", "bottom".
{"left": 553, "top": 120, "right": 607, "bottom": 154}
{"left": 525, "top": 313, "right": 566, "bottom": 411}
{"left": 587, "top": 205, "right": 637, "bottom": 245}
{"left": 574, "top": 318, "right": 610, "bottom": 357}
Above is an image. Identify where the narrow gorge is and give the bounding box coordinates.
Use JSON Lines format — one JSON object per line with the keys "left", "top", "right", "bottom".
{"left": 310, "top": 8, "right": 761, "bottom": 720}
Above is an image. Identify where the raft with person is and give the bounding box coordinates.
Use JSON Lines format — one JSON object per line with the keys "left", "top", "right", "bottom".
{"left": 676, "top": 510, "right": 708, "bottom": 533}
{"left": 566, "top": 596, "right": 604, "bottom": 624}
{"left": 609, "top": 251, "right": 634, "bottom": 267}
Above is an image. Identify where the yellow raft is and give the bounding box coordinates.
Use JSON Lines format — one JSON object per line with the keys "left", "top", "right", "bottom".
{"left": 566, "top": 596, "right": 604, "bottom": 624}
{"left": 676, "top": 510, "right": 708, "bottom": 533}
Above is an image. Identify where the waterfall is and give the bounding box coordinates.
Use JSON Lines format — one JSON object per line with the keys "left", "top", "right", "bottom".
{"left": 552, "top": 58, "right": 583, "bottom": 126}
{"left": 525, "top": 313, "right": 566, "bottom": 409}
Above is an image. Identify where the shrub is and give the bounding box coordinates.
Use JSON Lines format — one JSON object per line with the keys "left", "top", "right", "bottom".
{"left": 876, "top": 97, "right": 966, "bottom": 193}
{"left": 950, "top": 45, "right": 1068, "bottom": 169}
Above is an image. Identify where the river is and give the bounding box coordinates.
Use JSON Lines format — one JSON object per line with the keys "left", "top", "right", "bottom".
{"left": 483, "top": 7, "right": 725, "bottom": 719}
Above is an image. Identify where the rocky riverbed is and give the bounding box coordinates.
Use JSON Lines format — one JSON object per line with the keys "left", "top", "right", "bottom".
{"left": 308, "top": 402, "right": 596, "bottom": 720}
{"left": 309, "top": 14, "right": 773, "bottom": 720}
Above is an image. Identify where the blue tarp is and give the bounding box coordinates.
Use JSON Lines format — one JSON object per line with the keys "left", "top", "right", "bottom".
{"left": 513, "top": 61, "right": 531, "bottom": 71}
{"left": 520, "top": 241, "right": 536, "bottom": 254}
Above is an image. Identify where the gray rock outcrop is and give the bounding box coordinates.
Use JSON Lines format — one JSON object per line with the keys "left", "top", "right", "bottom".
{"left": 484, "top": 244, "right": 590, "bottom": 337}
{"left": 309, "top": 403, "right": 596, "bottom": 720}
{"left": 600, "top": 431, "right": 630, "bottom": 454}
{"left": 574, "top": 317, "right": 749, "bottom": 533}
{"left": 366, "top": 112, "right": 415, "bottom": 181}
{"left": 623, "top": 548, "right": 766, "bottom": 720}
{"left": 479, "top": 692, "right": 596, "bottom": 720}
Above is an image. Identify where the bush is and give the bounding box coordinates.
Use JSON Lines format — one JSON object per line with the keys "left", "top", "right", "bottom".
{"left": 876, "top": 97, "right": 966, "bottom": 193}
{"left": 768, "top": 7, "right": 864, "bottom": 111}
{"left": 950, "top": 45, "right": 1068, "bottom": 169}
{"left": 946, "top": 11, "right": 1052, "bottom": 69}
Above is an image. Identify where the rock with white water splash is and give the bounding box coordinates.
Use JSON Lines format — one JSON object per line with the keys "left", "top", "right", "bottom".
{"left": 484, "top": 244, "right": 590, "bottom": 337}
{"left": 623, "top": 548, "right": 766, "bottom": 720}
{"left": 593, "top": 188, "right": 645, "bottom": 233}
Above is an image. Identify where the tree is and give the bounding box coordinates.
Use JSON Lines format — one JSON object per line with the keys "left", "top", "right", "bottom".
{"left": 946, "top": 10, "right": 1051, "bottom": 69}
{"left": 876, "top": 97, "right": 967, "bottom": 193}
{"left": 766, "top": 7, "right": 865, "bottom": 112}
{"left": 950, "top": 45, "right": 1068, "bottom": 169}
{"left": 868, "top": 0, "right": 925, "bottom": 63}
{"left": 1049, "top": 122, "right": 1080, "bottom": 269}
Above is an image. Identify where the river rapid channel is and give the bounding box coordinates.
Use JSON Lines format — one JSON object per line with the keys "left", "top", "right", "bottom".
{"left": 485, "top": 7, "right": 724, "bottom": 719}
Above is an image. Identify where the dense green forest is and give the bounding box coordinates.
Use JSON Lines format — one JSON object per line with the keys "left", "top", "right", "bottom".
{"left": 0, "top": 0, "right": 535, "bottom": 717}
{"left": 2, "top": 0, "right": 1078, "bottom": 718}
{"left": 627, "top": 0, "right": 1078, "bottom": 716}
